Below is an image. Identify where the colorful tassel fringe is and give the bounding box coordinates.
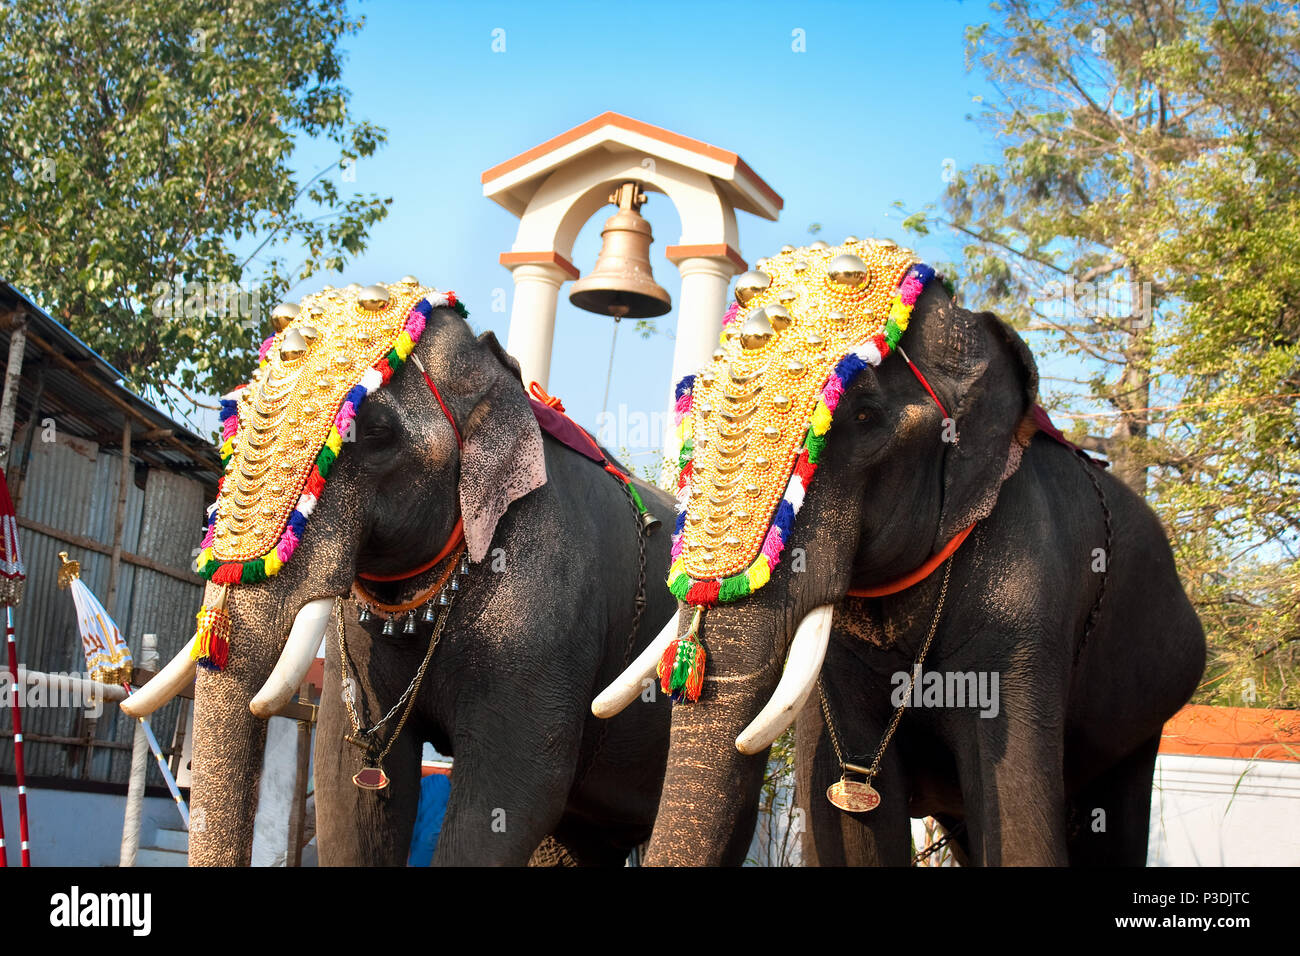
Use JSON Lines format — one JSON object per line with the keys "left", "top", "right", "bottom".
{"left": 658, "top": 607, "right": 707, "bottom": 702}
{"left": 668, "top": 263, "right": 936, "bottom": 607}
{"left": 191, "top": 586, "right": 232, "bottom": 671}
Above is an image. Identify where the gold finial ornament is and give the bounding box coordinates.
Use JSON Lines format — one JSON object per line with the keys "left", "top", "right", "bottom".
{"left": 779, "top": 244, "right": 795, "bottom": 254}
{"left": 270, "top": 302, "right": 300, "bottom": 333}
{"left": 808, "top": 240, "right": 829, "bottom": 251}
{"left": 278, "top": 327, "right": 312, "bottom": 362}
{"left": 57, "top": 551, "right": 81, "bottom": 590}
{"left": 844, "top": 235, "right": 861, "bottom": 244}
{"left": 358, "top": 284, "right": 391, "bottom": 311}
{"left": 734, "top": 270, "right": 772, "bottom": 305}
{"left": 740, "top": 308, "right": 775, "bottom": 350}
{"left": 827, "top": 254, "right": 871, "bottom": 290}
{"left": 765, "top": 304, "right": 792, "bottom": 331}
{"left": 397, "top": 275, "right": 420, "bottom": 286}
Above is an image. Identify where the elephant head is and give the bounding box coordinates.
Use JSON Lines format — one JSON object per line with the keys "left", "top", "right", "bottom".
{"left": 596, "top": 239, "right": 1038, "bottom": 864}
{"left": 123, "top": 281, "right": 546, "bottom": 865}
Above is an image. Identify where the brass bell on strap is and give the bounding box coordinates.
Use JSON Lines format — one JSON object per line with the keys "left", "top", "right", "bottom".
{"left": 641, "top": 510, "right": 661, "bottom": 535}
{"left": 403, "top": 613, "right": 417, "bottom": 635}
{"left": 569, "top": 182, "right": 672, "bottom": 320}
{"left": 381, "top": 618, "right": 395, "bottom": 636}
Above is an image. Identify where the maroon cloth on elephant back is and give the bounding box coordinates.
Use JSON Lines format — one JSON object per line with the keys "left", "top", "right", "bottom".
{"left": 1032, "top": 404, "right": 1107, "bottom": 467}
{"left": 529, "top": 398, "right": 607, "bottom": 465}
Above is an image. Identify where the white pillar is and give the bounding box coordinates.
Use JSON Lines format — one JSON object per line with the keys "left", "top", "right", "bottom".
{"left": 119, "top": 633, "right": 158, "bottom": 868}
{"left": 504, "top": 263, "right": 568, "bottom": 390}
{"left": 661, "top": 255, "right": 736, "bottom": 485}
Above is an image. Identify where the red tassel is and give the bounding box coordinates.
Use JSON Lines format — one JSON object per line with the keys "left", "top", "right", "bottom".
{"left": 191, "top": 586, "right": 232, "bottom": 671}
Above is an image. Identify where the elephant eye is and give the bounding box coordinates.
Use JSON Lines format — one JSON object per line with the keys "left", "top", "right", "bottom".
{"left": 855, "top": 410, "right": 869, "bottom": 422}
{"left": 362, "top": 421, "right": 395, "bottom": 442}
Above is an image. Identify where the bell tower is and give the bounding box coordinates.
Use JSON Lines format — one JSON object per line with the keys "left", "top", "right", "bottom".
{"left": 482, "top": 112, "right": 781, "bottom": 479}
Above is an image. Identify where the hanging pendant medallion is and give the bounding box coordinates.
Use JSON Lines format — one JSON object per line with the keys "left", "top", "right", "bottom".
{"left": 826, "top": 777, "right": 880, "bottom": 813}
{"left": 353, "top": 766, "right": 390, "bottom": 790}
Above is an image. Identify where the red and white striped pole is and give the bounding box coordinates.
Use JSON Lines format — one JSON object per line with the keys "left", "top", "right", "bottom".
{"left": 0, "top": 753, "right": 6, "bottom": 865}
{"left": 5, "top": 608, "right": 30, "bottom": 865}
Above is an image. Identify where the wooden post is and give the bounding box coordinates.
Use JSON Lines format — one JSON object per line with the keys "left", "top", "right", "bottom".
{"left": 106, "top": 419, "right": 132, "bottom": 617}
{"left": 286, "top": 680, "right": 313, "bottom": 867}
{"left": 0, "top": 314, "right": 28, "bottom": 470}
{"left": 10, "top": 363, "right": 45, "bottom": 508}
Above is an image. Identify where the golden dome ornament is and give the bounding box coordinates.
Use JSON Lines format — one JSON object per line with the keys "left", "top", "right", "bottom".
{"left": 358, "top": 284, "right": 391, "bottom": 311}
{"left": 764, "top": 304, "right": 792, "bottom": 331}
{"left": 734, "top": 270, "right": 772, "bottom": 306}
{"left": 827, "top": 254, "right": 872, "bottom": 291}
{"left": 278, "top": 327, "right": 312, "bottom": 362}
{"left": 743, "top": 310, "right": 769, "bottom": 351}
{"left": 270, "top": 302, "right": 300, "bottom": 332}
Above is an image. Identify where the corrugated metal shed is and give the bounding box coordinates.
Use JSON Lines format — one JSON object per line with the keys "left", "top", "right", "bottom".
{"left": 0, "top": 281, "right": 223, "bottom": 788}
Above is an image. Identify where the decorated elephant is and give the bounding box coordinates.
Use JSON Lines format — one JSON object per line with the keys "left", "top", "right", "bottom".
{"left": 596, "top": 239, "right": 1205, "bottom": 866}
{"left": 125, "top": 279, "right": 675, "bottom": 865}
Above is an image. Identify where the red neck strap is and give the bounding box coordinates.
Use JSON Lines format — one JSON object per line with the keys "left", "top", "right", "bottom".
{"left": 847, "top": 521, "right": 974, "bottom": 598}
{"left": 845, "top": 350, "right": 966, "bottom": 597}
{"left": 355, "top": 360, "right": 465, "bottom": 583}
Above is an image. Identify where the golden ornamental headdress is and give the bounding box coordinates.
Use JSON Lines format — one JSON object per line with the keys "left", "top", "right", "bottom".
{"left": 190, "top": 279, "right": 468, "bottom": 669}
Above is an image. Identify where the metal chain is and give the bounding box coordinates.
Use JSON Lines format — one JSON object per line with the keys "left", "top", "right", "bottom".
{"left": 339, "top": 591, "right": 453, "bottom": 765}
{"left": 818, "top": 556, "right": 954, "bottom": 782}
{"left": 1073, "top": 449, "right": 1112, "bottom": 663}
{"left": 912, "top": 820, "right": 966, "bottom": 865}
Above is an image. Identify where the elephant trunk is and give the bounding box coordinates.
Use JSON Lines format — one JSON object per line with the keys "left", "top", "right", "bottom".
{"left": 643, "top": 599, "right": 803, "bottom": 866}
{"left": 189, "top": 630, "right": 280, "bottom": 866}
{"left": 187, "top": 584, "right": 340, "bottom": 866}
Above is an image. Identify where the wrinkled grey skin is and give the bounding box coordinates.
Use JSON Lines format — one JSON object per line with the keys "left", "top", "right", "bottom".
{"left": 645, "top": 284, "right": 1205, "bottom": 866}
{"left": 189, "top": 307, "right": 673, "bottom": 866}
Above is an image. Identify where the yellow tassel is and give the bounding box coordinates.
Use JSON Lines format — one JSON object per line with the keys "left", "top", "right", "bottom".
{"left": 191, "top": 585, "right": 231, "bottom": 671}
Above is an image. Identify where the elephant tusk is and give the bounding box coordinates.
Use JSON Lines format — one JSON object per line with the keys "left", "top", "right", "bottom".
{"left": 735, "top": 604, "right": 834, "bottom": 755}
{"left": 250, "top": 598, "right": 334, "bottom": 719}
{"left": 119, "top": 637, "right": 198, "bottom": 718}
{"left": 591, "top": 612, "right": 680, "bottom": 718}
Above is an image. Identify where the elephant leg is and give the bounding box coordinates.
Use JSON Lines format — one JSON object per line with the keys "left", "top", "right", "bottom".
{"left": 313, "top": 691, "right": 424, "bottom": 865}
{"left": 432, "top": 701, "right": 582, "bottom": 866}
{"left": 1066, "top": 733, "right": 1160, "bottom": 866}
{"left": 314, "top": 636, "right": 426, "bottom": 865}
{"left": 795, "top": 692, "right": 911, "bottom": 866}
{"left": 952, "top": 704, "right": 1069, "bottom": 866}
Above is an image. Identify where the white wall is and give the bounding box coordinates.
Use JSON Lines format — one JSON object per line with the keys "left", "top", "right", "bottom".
{"left": 1148, "top": 753, "right": 1300, "bottom": 866}
{"left": 0, "top": 785, "right": 180, "bottom": 867}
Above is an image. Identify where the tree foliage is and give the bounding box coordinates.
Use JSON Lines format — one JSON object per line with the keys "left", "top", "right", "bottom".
{"left": 0, "top": 0, "right": 390, "bottom": 400}
{"left": 902, "top": 0, "right": 1299, "bottom": 708}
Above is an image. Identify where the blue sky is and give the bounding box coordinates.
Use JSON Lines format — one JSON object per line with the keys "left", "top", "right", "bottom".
{"left": 267, "top": 0, "right": 1004, "bottom": 467}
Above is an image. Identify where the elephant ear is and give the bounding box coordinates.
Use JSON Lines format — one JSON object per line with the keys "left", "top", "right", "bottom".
{"left": 935, "top": 309, "right": 1038, "bottom": 545}
{"left": 457, "top": 331, "right": 547, "bottom": 562}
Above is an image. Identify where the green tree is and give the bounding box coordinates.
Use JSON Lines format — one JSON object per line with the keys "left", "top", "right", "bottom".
{"left": 901, "top": 0, "right": 1299, "bottom": 708}
{"left": 0, "top": 0, "right": 390, "bottom": 401}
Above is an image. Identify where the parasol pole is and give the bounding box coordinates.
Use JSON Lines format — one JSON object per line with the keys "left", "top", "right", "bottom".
{"left": 120, "top": 680, "right": 189, "bottom": 833}
{"left": 56, "top": 553, "right": 189, "bottom": 834}
{"left": 0, "top": 468, "right": 30, "bottom": 865}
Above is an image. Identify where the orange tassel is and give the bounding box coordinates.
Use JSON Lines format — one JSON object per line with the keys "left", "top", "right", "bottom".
{"left": 191, "top": 585, "right": 231, "bottom": 671}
